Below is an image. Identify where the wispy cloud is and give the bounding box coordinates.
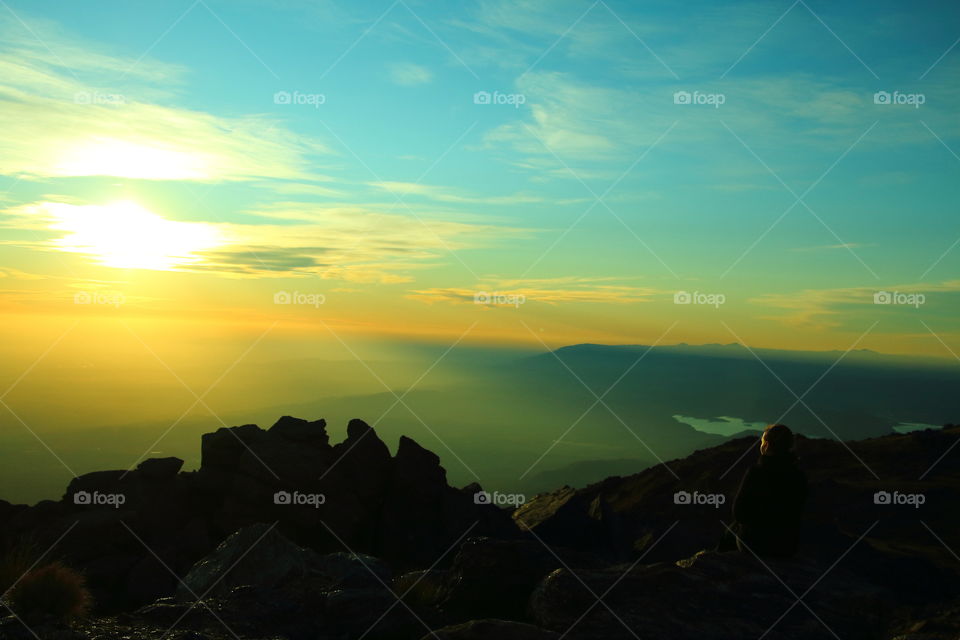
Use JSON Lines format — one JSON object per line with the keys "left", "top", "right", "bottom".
{"left": 751, "top": 280, "right": 960, "bottom": 328}
{"left": 1, "top": 198, "right": 533, "bottom": 282}
{"left": 409, "top": 276, "right": 661, "bottom": 305}
{"left": 0, "top": 20, "right": 331, "bottom": 182}
{"left": 388, "top": 62, "right": 433, "bottom": 86}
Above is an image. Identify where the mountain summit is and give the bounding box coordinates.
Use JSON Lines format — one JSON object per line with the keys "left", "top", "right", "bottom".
{"left": 1, "top": 418, "right": 958, "bottom": 639}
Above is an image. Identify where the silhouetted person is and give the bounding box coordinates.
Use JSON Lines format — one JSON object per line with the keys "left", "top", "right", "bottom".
{"left": 731, "top": 423, "right": 807, "bottom": 557}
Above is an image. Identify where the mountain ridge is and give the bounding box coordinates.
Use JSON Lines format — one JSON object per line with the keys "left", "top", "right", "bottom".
{"left": 2, "top": 416, "right": 959, "bottom": 639}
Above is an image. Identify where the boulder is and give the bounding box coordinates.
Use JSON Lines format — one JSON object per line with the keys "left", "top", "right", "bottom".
{"left": 329, "top": 419, "right": 393, "bottom": 501}
{"left": 268, "top": 415, "right": 330, "bottom": 447}
{"left": 324, "top": 586, "right": 434, "bottom": 639}
{"left": 177, "top": 523, "right": 393, "bottom": 602}
{"left": 199, "top": 424, "right": 269, "bottom": 471}
{"left": 177, "top": 523, "right": 323, "bottom": 600}
{"left": 529, "top": 550, "right": 895, "bottom": 640}
{"left": 136, "top": 457, "right": 184, "bottom": 481}
{"left": 312, "top": 550, "right": 391, "bottom": 590}
{"left": 439, "top": 537, "right": 566, "bottom": 621}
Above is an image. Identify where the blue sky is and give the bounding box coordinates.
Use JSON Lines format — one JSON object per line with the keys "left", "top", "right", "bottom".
{"left": 1, "top": 0, "right": 959, "bottom": 356}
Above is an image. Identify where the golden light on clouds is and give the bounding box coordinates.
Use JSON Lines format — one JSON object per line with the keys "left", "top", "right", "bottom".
{"left": 44, "top": 200, "right": 221, "bottom": 270}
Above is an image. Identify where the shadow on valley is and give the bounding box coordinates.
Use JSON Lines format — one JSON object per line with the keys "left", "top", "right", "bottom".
{"left": 1, "top": 415, "right": 959, "bottom": 639}
{"left": 3, "top": 342, "right": 958, "bottom": 506}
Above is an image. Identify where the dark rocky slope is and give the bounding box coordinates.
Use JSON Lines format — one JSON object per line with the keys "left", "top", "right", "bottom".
{"left": 1, "top": 419, "right": 959, "bottom": 639}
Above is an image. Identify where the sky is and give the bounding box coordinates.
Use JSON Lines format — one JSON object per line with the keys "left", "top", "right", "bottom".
{"left": 1, "top": 0, "right": 960, "bottom": 502}
{"left": 1, "top": 0, "right": 960, "bottom": 372}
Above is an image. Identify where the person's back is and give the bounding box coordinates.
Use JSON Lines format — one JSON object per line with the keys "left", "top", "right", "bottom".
{"left": 732, "top": 424, "right": 807, "bottom": 557}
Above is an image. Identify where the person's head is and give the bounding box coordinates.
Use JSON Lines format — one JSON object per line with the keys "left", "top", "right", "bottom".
{"left": 759, "top": 423, "right": 794, "bottom": 456}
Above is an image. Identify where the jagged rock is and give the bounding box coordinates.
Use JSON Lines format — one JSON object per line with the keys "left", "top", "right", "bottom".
{"left": 3, "top": 416, "right": 958, "bottom": 640}
{"left": 200, "top": 424, "right": 269, "bottom": 471}
{"left": 330, "top": 419, "right": 393, "bottom": 498}
{"left": 424, "top": 619, "right": 559, "bottom": 639}
{"left": 3, "top": 416, "right": 516, "bottom": 612}
{"left": 137, "top": 457, "right": 184, "bottom": 480}
{"left": 63, "top": 470, "right": 131, "bottom": 505}
{"left": 267, "top": 415, "right": 330, "bottom": 447}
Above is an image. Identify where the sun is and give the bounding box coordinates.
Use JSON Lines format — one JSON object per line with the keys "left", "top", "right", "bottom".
{"left": 45, "top": 200, "right": 222, "bottom": 271}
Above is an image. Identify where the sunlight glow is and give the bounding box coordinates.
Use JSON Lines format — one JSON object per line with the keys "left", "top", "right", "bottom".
{"left": 54, "top": 137, "right": 212, "bottom": 180}
{"left": 45, "top": 201, "right": 221, "bottom": 270}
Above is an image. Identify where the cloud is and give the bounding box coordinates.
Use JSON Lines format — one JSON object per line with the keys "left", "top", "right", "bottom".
{"left": 1, "top": 198, "right": 532, "bottom": 282}
{"left": 0, "top": 19, "right": 332, "bottom": 182}
{"left": 366, "top": 181, "right": 564, "bottom": 206}
{"left": 750, "top": 280, "right": 960, "bottom": 328}
{"left": 389, "top": 62, "right": 433, "bottom": 86}
{"left": 0, "top": 267, "right": 48, "bottom": 280}
{"left": 409, "top": 276, "right": 661, "bottom": 305}
{"left": 478, "top": 68, "right": 960, "bottom": 183}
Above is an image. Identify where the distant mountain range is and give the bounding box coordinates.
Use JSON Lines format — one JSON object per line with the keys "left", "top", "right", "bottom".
{"left": 513, "top": 342, "right": 958, "bottom": 441}
{"left": 2, "top": 342, "right": 955, "bottom": 505}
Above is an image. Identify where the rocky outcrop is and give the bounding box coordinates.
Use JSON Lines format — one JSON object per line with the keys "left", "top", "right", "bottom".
{"left": 2, "top": 420, "right": 959, "bottom": 640}
{"left": 514, "top": 426, "right": 960, "bottom": 578}
{"left": 0, "top": 416, "right": 516, "bottom": 611}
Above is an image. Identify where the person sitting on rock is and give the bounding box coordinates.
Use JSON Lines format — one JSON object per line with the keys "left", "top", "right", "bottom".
{"left": 731, "top": 423, "right": 808, "bottom": 557}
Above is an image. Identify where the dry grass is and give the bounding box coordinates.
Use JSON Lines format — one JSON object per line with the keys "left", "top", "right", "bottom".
{"left": 5, "top": 561, "right": 92, "bottom": 622}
